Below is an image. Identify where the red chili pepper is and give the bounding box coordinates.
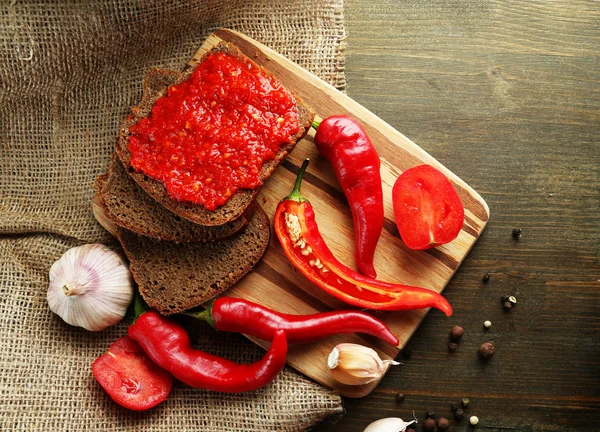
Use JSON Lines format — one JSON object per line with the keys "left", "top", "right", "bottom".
{"left": 184, "top": 296, "right": 399, "bottom": 346}
{"left": 392, "top": 164, "right": 465, "bottom": 250}
{"left": 313, "top": 115, "right": 383, "bottom": 278}
{"left": 128, "top": 309, "right": 288, "bottom": 393}
{"left": 92, "top": 336, "right": 173, "bottom": 411}
{"left": 274, "top": 159, "right": 452, "bottom": 316}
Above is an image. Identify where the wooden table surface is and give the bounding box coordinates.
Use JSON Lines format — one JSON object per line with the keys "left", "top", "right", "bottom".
{"left": 314, "top": 1, "right": 600, "bottom": 431}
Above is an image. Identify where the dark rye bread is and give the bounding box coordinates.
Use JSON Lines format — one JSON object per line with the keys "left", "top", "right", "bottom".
{"left": 116, "top": 204, "right": 271, "bottom": 315}
{"left": 95, "top": 154, "right": 252, "bottom": 243}
{"left": 115, "top": 41, "right": 314, "bottom": 226}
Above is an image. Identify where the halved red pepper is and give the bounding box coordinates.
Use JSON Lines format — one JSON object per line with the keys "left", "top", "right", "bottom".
{"left": 274, "top": 159, "right": 452, "bottom": 316}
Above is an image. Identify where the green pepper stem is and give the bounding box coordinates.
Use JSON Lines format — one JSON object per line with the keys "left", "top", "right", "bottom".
{"left": 285, "top": 158, "right": 310, "bottom": 202}
{"left": 133, "top": 291, "right": 148, "bottom": 322}
{"left": 180, "top": 303, "right": 216, "bottom": 328}
{"left": 311, "top": 120, "right": 321, "bottom": 130}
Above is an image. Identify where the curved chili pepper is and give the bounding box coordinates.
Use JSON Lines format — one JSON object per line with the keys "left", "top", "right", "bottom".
{"left": 274, "top": 159, "right": 452, "bottom": 316}
{"left": 129, "top": 310, "right": 288, "bottom": 393}
{"left": 313, "top": 115, "right": 383, "bottom": 278}
{"left": 184, "top": 296, "right": 399, "bottom": 346}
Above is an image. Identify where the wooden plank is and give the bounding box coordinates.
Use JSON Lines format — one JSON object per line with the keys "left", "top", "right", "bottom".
{"left": 313, "top": 0, "right": 600, "bottom": 429}
{"left": 95, "top": 29, "right": 489, "bottom": 399}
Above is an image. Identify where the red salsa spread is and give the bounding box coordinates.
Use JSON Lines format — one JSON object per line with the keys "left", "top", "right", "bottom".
{"left": 128, "top": 51, "right": 300, "bottom": 210}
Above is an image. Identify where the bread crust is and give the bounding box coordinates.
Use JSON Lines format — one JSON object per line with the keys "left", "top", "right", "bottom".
{"left": 115, "top": 42, "right": 314, "bottom": 226}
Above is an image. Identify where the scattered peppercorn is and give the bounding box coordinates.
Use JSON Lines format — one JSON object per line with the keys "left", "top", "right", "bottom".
{"left": 450, "top": 402, "right": 459, "bottom": 411}
{"left": 437, "top": 417, "right": 450, "bottom": 430}
{"left": 512, "top": 228, "right": 522, "bottom": 239}
{"left": 469, "top": 416, "right": 479, "bottom": 426}
{"left": 426, "top": 410, "right": 436, "bottom": 419}
{"left": 448, "top": 342, "right": 459, "bottom": 352}
{"left": 482, "top": 273, "right": 490, "bottom": 283}
{"left": 509, "top": 295, "right": 517, "bottom": 304}
{"left": 423, "top": 418, "right": 436, "bottom": 431}
{"left": 455, "top": 409, "right": 465, "bottom": 420}
{"left": 462, "top": 398, "right": 470, "bottom": 407}
{"left": 450, "top": 325, "right": 464, "bottom": 341}
{"left": 503, "top": 301, "right": 513, "bottom": 311}
{"left": 483, "top": 320, "right": 492, "bottom": 329}
{"left": 479, "top": 342, "right": 495, "bottom": 359}
{"left": 395, "top": 392, "right": 405, "bottom": 403}
{"left": 501, "top": 293, "right": 511, "bottom": 302}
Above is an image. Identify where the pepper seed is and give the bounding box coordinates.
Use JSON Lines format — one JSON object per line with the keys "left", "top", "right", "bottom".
{"left": 437, "top": 417, "right": 450, "bottom": 430}
{"left": 450, "top": 402, "right": 458, "bottom": 411}
{"left": 455, "top": 409, "right": 465, "bottom": 420}
{"left": 479, "top": 342, "right": 495, "bottom": 360}
{"left": 482, "top": 273, "right": 490, "bottom": 283}
{"left": 395, "top": 392, "right": 405, "bottom": 403}
{"left": 448, "top": 342, "right": 459, "bottom": 352}
{"left": 450, "top": 325, "right": 464, "bottom": 341}
{"left": 425, "top": 410, "right": 436, "bottom": 419}
{"left": 503, "top": 301, "right": 513, "bottom": 311}
{"left": 512, "top": 228, "right": 522, "bottom": 239}
{"left": 501, "top": 293, "right": 511, "bottom": 303}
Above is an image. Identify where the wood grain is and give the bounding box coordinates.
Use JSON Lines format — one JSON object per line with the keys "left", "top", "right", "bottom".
{"left": 313, "top": 0, "right": 600, "bottom": 429}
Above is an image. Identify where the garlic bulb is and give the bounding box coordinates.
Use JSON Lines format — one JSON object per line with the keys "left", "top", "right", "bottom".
{"left": 363, "top": 417, "right": 415, "bottom": 432}
{"left": 47, "top": 244, "right": 133, "bottom": 331}
{"left": 327, "top": 343, "right": 400, "bottom": 386}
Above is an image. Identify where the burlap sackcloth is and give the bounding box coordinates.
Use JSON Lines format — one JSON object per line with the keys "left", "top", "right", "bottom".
{"left": 0, "top": 1, "right": 347, "bottom": 430}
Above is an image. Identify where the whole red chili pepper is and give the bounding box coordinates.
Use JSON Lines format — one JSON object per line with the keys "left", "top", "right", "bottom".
{"left": 274, "top": 159, "right": 452, "bottom": 316}
{"left": 313, "top": 115, "right": 383, "bottom": 278}
{"left": 129, "top": 307, "right": 288, "bottom": 393}
{"left": 184, "top": 296, "right": 399, "bottom": 346}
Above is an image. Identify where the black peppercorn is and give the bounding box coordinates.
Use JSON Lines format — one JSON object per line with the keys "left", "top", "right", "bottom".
{"left": 450, "top": 325, "right": 464, "bottom": 341}
{"left": 482, "top": 273, "right": 490, "bottom": 283}
{"left": 503, "top": 301, "right": 513, "bottom": 310}
{"left": 395, "top": 392, "right": 405, "bottom": 403}
{"left": 426, "top": 410, "right": 436, "bottom": 419}
{"left": 402, "top": 348, "right": 412, "bottom": 360}
{"left": 455, "top": 409, "right": 465, "bottom": 420}
{"left": 501, "top": 293, "right": 511, "bottom": 302}
{"left": 512, "top": 228, "right": 522, "bottom": 239}
{"left": 450, "top": 402, "right": 458, "bottom": 411}
{"left": 437, "top": 417, "right": 450, "bottom": 430}
{"left": 423, "top": 418, "right": 436, "bottom": 431}
{"left": 448, "top": 342, "right": 459, "bottom": 352}
{"left": 479, "top": 342, "right": 495, "bottom": 359}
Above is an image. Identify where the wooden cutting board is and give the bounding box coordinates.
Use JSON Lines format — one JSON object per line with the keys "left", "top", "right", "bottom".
{"left": 95, "top": 29, "right": 489, "bottom": 398}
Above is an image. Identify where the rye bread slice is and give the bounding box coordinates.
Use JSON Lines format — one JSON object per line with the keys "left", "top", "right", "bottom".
{"left": 95, "top": 154, "right": 251, "bottom": 243}
{"left": 115, "top": 41, "right": 314, "bottom": 226}
{"left": 116, "top": 204, "right": 271, "bottom": 315}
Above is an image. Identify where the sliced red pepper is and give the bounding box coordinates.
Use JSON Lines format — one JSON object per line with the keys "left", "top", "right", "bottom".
{"left": 274, "top": 159, "right": 452, "bottom": 316}
{"left": 92, "top": 336, "right": 173, "bottom": 411}
{"left": 392, "top": 164, "right": 464, "bottom": 250}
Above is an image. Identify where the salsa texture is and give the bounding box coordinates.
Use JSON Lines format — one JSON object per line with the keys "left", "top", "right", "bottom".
{"left": 128, "top": 51, "right": 299, "bottom": 210}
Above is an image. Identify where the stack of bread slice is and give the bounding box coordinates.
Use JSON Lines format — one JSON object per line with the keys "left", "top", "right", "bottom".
{"left": 94, "top": 42, "right": 314, "bottom": 315}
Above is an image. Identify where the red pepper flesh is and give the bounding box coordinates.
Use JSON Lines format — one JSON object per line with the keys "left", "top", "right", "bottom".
{"left": 274, "top": 159, "right": 452, "bottom": 316}
{"left": 392, "top": 164, "right": 465, "bottom": 250}
{"left": 313, "top": 115, "right": 383, "bottom": 278}
{"left": 92, "top": 336, "right": 173, "bottom": 411}
{"left": 129, "top": 310, "right": 287, "bottom": 393}
{"left": 191, "top": 296, "right": 399, "bottom": 346}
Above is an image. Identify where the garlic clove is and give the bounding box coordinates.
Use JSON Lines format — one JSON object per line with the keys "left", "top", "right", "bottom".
{"left": 47, "top": 244, "right": 134, "bottom": 331}
{"left": 363, "top": 417, "right": 415, "bottom": 432}
{"left": 328, "top": 343, "right": 400, "bottom": 386}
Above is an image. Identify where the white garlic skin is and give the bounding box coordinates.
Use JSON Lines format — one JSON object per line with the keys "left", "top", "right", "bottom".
{"left": 328, "top": 343, "right": 400, "bottom": 386}
{"left": 48, "top": 244, "right": 133, "bottom": 331}
{"left": 363, "top": 417, "right": 415, "bottom": 432}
